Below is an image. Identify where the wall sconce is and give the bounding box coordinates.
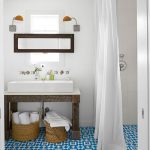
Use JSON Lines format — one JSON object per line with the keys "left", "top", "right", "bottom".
{"left": 9, "top": 15, "right": 24, "bottom": 32}
{"left": 63, "top": 16, "right": 80, "bottom": 32}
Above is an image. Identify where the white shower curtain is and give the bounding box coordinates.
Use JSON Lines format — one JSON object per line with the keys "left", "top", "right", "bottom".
{"left": 94, "top": 0, "right": 126, "bottom": 150}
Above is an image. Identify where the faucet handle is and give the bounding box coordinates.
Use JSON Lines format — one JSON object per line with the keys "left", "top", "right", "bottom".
{"left": 66, "top": 71, "right": 70, "bottom": 74}
{"left": 26, "top": 71, "right": 30, "bottom": 75}
{"left": 54, "top": 71, "right": 58, "bottom": 74}
{"left": 20, "top": 71, "right": 25, "bottom": 75}
{"left": 60, "top": 70, "right": 64, "bottom": 75}
{"left": 20, "top": 70, "right": 31, "bottom": 75}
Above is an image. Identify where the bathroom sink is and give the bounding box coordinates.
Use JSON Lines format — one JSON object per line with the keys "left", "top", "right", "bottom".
{"left": 7, "top": 80, "right": 73, "bottom": 93}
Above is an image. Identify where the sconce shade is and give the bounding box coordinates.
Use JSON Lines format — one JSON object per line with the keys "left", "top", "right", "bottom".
{"left": 14, "top": 15, "right": 24, "bottom": 21}
{"left": 63, "top": 16, "right": 72, "bottom": 22}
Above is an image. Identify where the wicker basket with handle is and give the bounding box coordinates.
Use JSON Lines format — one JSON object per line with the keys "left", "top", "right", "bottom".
{"left": 12, "top": 121, "right": 40, "bottom": 141}
{"left": 44, "top": 121, "right": 67, "bottom": 143}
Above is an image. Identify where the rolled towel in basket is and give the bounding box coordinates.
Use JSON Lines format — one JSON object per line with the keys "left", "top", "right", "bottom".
{"left": 19, "top": 112, "right": 30, "bottom": 125}
{"left": 30, "top": 112, "right": 39, "bottom": 123}
{"left": 12, "top": 112, "right": 20, "bottom": 124}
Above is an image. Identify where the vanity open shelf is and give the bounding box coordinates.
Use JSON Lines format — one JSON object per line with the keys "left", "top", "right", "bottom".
{"left": 4, "top": 88, "right": 80, "bottom": 140}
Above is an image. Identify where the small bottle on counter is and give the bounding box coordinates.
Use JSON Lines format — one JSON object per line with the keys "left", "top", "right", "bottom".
{"left": 49, "top": 70, "right": 54, "bottom": 80}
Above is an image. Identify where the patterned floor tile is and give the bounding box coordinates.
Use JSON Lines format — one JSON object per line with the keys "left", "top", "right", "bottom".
{"left": 5, "top": 125, "right": 137, "bottom": 150}
{"left": 123, "top": 125, "right": 138, "bottom": 150}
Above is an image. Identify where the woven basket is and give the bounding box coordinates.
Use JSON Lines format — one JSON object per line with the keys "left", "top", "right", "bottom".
{"left": 44, "top": 121, "right": 67, "bottom": 143}
{"left": 12, "top": 121, "right": 40, "bottom": 141}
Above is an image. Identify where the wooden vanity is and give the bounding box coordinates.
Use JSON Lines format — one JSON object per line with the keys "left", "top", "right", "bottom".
{"left": 4, "top": 88, "right": 80, "bottom": 140}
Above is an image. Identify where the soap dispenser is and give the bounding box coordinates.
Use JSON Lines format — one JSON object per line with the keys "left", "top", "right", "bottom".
{"left": 49, "top": 70, "right": 54, "bottom": 80}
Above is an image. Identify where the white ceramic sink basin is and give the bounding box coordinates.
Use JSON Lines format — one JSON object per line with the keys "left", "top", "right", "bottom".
{"left": 7, "top": 80, "right": 73, "bottom": 93}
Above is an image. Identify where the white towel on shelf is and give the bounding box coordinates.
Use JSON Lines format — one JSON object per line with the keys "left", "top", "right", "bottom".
{"left": 12, "top": 112, "right": 20, "bottom": 124}
{"left": 30, "top": 112, "right": 39, "bottom": 123}
{"left": 45, "top": 111, "right": 72, "bottom": 131}
{"left": 19, "top": 112, "right": 31, "bottom": 125}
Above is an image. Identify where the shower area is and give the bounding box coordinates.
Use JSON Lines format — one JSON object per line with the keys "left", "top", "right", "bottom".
{"left": 118, "top": 0, "right": 137, "bottom": 135}
{"left": 118, "top": 0, "right": 138, "bottom": 149}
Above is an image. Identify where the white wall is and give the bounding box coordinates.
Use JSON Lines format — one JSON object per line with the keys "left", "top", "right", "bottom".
{"left": 4, "top": 0, "right": 95, "bottom": 126}
{"left": 117, "top": 0, "right": 137, "bottom": 124}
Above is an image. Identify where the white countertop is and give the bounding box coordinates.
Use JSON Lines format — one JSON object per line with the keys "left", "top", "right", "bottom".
{"left": 4, "top": 87, "right": 80, "bottom": 95}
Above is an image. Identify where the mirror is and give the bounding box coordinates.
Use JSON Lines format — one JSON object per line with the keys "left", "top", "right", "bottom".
{"left": 14, "top": 34, "right": 74, "bottom": 53}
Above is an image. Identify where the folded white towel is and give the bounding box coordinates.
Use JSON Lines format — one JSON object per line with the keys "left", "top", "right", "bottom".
{"left": 46, "top": 111, "right": 72, "bottom": 124}
{"left": 45, "top": 111, "right": 72, "bottom": 131}
{"left": 12, "top": 112, "right": 20, "bottom": 124}
{"left": 46, "top": 111, "right": 62, "bottom": 119}
{"left": 57, "top": 113, "right": 72, "bottom": 126}
{"left": 45, "top": 117, "right": 70, "bottom": 131}
{"left": 30, "top": 112, "right": 39, "bottom": 123}
{"left": 19, "top": 112, "right": 30, "bottom": 125}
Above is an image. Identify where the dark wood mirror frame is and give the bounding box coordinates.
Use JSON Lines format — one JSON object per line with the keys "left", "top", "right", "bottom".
{"left": 14, "top": 34, "right": 74, "bottom": 53}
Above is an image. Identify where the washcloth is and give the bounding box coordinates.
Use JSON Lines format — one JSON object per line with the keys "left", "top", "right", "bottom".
{"left": 44, "top": 111, "right": 72, "bottom": 131}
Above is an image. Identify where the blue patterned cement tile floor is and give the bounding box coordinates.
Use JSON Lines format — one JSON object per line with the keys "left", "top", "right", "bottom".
{"left": 5, "top": 125, "right": 137, "bottom": 150}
